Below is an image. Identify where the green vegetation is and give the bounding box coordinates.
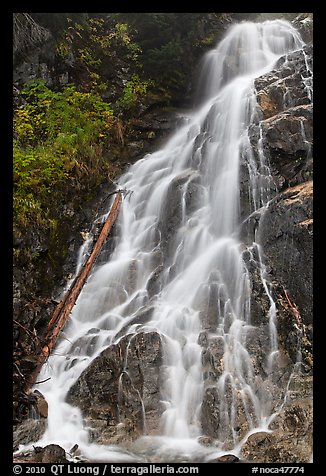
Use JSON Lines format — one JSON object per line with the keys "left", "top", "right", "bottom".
{"left": 59, "top": 16, "right": 143, "bottom": 99}
{"left": 118, "top": 74, "right": 153, "bottom": 112}
{"left": 113, "top": 13, "right": 225, "bottom": 100}
{"left": 13, "top": 80, "right": 117, "bottom": 232}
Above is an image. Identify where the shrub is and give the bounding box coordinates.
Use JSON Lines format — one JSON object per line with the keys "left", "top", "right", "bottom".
{"left": 13, "top": 80, "right": 116, "bottom": 232}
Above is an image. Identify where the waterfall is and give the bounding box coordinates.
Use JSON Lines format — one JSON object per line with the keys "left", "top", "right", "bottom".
{"left": 21, "top": 19, "right": 307, "bottom": 462}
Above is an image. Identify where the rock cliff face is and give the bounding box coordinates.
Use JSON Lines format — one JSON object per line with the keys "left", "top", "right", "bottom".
{"left": 67, "top": 331, "right": 163, "bottom": 444}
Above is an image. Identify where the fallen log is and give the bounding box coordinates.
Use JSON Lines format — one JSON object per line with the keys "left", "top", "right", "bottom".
{"left": 25, "top": 191, "right": 123, "bottom": 392}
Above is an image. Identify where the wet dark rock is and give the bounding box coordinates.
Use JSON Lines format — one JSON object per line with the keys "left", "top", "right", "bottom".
{"left": 146, "top": 265, "right": 164, "bottom": 297}
{"left": 158, "top": 170, "right": 201, "bottom": 259}
{"left": 269, "top": 398, "right": 312, "bottom": 436}
{"left": 285, "top": 373, "right": 313, "bottom": 402}
{"left": 244, "top": 326, "right": 270, "bottom": 374}
{"left": 248, "top": 267, "right": 272, "bottom": 327}
{"left": 127, "top": 110, "right": 178, "bottom": 162}
{"left": 201, "top": 387, "right": 220, "bottom": 438}
{"left": 259, "top": 106, "right": 312, "bottom": 188}
{"left": 261, "top": 106, "right": 312, "bottom": 156}
{"left": 241, "top": 431, "right": 275, "bottom": 462}
{"left": 258, "top": 181, "right": 313, "bottom": 327}
{"left": 67, "top": 331, "right": 163, "bottom": 443}
{"left": 201, "top": 383, "right": 255, "bottom": 451}
{"left": 201, "top": 336, "right": 225, "bottom": 380}
{"left": 116, "top": 306, "right": 155, "bottom": 339}
{"left": 201, "top": 39, "right": 313, "bottom": 460}
{"left": 256, "top": 70, "right": 311, "bottom": 120}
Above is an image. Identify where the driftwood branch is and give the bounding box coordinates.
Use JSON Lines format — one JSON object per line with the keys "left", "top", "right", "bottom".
{"left": 25, "top": 191, "right": 122, "bottom": 392}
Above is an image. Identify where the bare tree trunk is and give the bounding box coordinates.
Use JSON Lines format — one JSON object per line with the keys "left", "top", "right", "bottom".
{"left": 25, "top": 191, "right": 122, "bottom": 392}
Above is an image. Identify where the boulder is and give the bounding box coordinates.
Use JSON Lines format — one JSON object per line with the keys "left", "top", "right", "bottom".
{"left": 215, "top": 454, "right": 240, "bottom": 463}
{"left": 34, "top": 444, "right": 68, "bottom": 463}
{"left": 31, "top": 390, "right": 48, "bottom": 418}
{"left": 67, "top": 331, "right": 163, "bottom": 444}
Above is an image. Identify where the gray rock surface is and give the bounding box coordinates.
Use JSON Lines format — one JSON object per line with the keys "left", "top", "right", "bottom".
{"left": 67, "top": 331, "right": 163, "bottom": 444}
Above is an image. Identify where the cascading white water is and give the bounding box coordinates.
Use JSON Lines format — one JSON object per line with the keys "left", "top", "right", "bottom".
{"left": 20, "top": 19, "right": 308, "bottom": 462}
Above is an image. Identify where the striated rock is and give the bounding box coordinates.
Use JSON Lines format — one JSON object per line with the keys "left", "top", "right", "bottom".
{"left": 126, "top": 110, "right": 179, "bottom": 162}
{"left": 201, "top": 336, "right": 225, "bottom": 380}
{"left": 255, "top": 46, "right": 312, "bottom": 118}
{"left": 200, "top": 378, "right": 255, "bottom": 448}
{"left": 258, "top": 181, "right": 313, "bottom": 327}
{"left": 67, "top": 331, "right": 163, "bottom": 444}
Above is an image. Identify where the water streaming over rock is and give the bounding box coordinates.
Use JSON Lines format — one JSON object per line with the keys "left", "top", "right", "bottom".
{"left": 23, "top": 19, "right": 309, "bottom": 462}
